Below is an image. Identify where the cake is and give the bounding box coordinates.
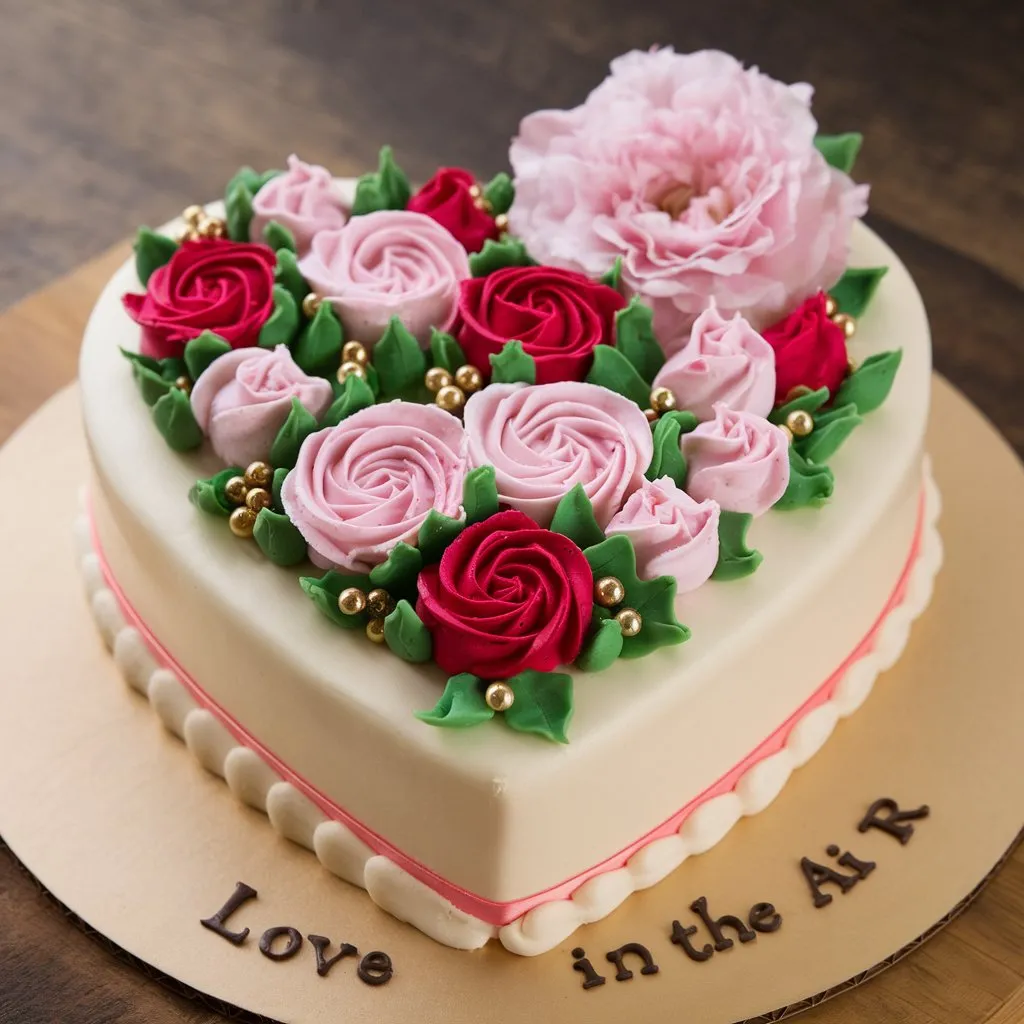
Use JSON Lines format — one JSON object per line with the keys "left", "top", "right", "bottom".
{"left": 76, "top": 48, "right": 941, "bottom": 957}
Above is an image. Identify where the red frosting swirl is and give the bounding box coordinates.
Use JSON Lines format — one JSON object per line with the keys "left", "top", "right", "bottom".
{"left": 762, "top": 291, "right": 849, "bottom": 402}
{"left": 407, "top": 167, "right": 501, "bottom": 254}
{"left": 416, "top": 509, "right": 593, "bottom": 679}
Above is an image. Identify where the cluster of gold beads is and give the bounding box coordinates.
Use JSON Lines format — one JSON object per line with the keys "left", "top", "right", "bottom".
{"left": 337, "top": 585, "right": 396, "bottom": 643}
{"left": 593, "top": 575, "right": 643, "bottom": 637}
{"left": 224, "top": 462, "right": 274, "bottom": 538}
{"left": 824, "top": 295, "right": 856, "bottom": 341}
{"left": 179, "top": 205, "right": 226, "bottom": 243}
{"left": 468, "top": 184, "right": 509, "bottom": 234}
{"left": 644, "top": 386, "right": 677, "bottom": 424}
{"left": 484, "top": 680, "right": 515, "bottom": 712}
{"left": 336, "top": 339, "right": 371, "bottom": 385}
{"left": 425, "top": 364, "right": 483, "bottom": 415}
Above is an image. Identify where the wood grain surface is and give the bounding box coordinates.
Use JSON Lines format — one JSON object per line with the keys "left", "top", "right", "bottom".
{"left": 0, "top": 1, "right": 1021, "bottom": 1021}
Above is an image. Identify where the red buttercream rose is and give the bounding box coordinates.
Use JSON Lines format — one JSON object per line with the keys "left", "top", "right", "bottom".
{"left": 123, "top": 239, "right": 277, "bottom": 359}
{"left": 417, "top": 509, "right": 593, "bottom": 679}
{"left": 455, "top": 265, "right": 626, "bottom": 385}
{"left": 762, "top": 291, "right": 849, "bottom": 403}
{"left": 407, "top": 167, "right": 500, "bottom": 254}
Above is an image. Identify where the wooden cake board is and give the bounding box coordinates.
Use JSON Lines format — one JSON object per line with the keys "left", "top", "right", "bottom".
{"left": 0, "top": 376, "right": 1021, "bottom": 1024}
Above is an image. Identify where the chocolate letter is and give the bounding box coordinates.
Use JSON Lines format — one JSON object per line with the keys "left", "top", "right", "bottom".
{"left": 748, "top": 902, "right": 782, "bottom": 933}
{"left": 605, "top": 942, "right": 659, "bottom": 981}
{"left": 800, "top": 857, "right": 859, "bottom": 908}
{"left": 357, "top": 951, "right": 394, "bottom": 986}
{"left": 858, "top": 797, "right": 930, "bottom": 845}
{"left": 259, "top": 926, "right": 303, "bottom": 961}
{"left": 571, "top": 947, "right": 606, "bottom": 989}
{"left": 669, "top": 921, "right": 713, "bottom": 962}
{"left": 837, "top": 850, "right": 877, "bottom": 879}
{"left": 689, "top": 895, "right": 756, "bottom": 952}
{"left": 199, "top": 881, "right": 258, "bottom": 945}
{"left": 308, "top": 934, "right": 359, "bottom": 978}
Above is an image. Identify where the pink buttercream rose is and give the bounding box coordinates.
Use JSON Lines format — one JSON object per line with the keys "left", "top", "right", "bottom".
{"left": 509, "top": 48, "right": 868, "bottom": 349}
{"left": 463, "top": 382, "right": 653, "bottom": 528}
{"left": 248, "top": 154, "right": 348, "bottom": 253}
{"left": 189, "top": 345, "right": 333, "bottom": 467}
{"left": 281, "top": 402, "right": 468, "bottom": 572}
{"left": 680, "top": 403, "right": 790, "bottom": 516}
{"left": 298, "top": 210, "right": 470, "bottom": 346}
{"left": 652, "top": 304, "right": 775, "bottom": 421}
{"left": 606, "top": 477, "right": 720, "bottom": 591}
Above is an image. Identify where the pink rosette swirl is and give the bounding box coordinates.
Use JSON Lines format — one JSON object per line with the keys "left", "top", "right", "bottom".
{"left": 297, "top": 210, "right": 470, "bottom": 345}
{"left": 249, "top": 154, "right": 348, "bottom": 253}
{"left": 281, "top": 402, "right": 468, "bottom": 572}
{"left": 606, "top": 477, "right": 720, "bottom": 591}
{"left": 463, "top": 382, "right": 653, "bottom": 528}
{"left": 652, "top": 305, "right": 775, "bottom": 421}
{"left": 190, "top": 345, "right": 333, "bottom": 467}
{"left": 680, "top": 403, "right": 790, "bottom": 516}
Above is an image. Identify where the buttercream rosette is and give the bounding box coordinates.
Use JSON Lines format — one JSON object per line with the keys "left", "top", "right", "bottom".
{"left": 281, "top": 402, "right": 469, "bottom": 572}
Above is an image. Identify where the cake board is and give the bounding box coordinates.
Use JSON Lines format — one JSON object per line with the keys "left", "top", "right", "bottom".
{"left": 0, "top": 375, "right": 1021, "bottom": 1024}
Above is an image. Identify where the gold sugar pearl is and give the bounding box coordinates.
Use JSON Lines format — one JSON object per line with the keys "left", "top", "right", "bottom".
{"left": 615, "top": 607, "right": 643, "bottom": 638}
{"left": 473, "top": 196, "right": 494, "bottom": 214}
{"left": 366, "top": 617, "right": 387, "bottom": 643}
{"left": 245, "top": 487, "right": 272, "bottom": 512}
{"left": 847, "top": 355, "right": 858, "bottom": 376}
{"left": 779, "top": 424, "right": 794, "bottom": 444}
{"left": 649, "top": 386, "right": 677, "bottom": 415}
{"left": 824, "top": 294, "right": 838, "bottom": 318}
{"left": 338, "top": 587, "right": 367, "bottom": 616}
{"left": 494, "top": 213, "right": 509, "bottom": 233}
{"left": 425, "top": 367, "right": 453, "bottom": 393}
{"left": 785, "top": 385, "right": 812, "bottom": 403}
{"left": 485, "top": 681, "right": 515, "bottom": 712}
{"left": 436, "top": 384, "right": 466, "bottom": 414}
{"left": 174, "top": 375, "right": 192, "bottom": 395}
{"left": 453, "top": 364, "right": 483, "bottom": 394}
{"left": 366, "top": 588, "right": 394, "bottom": 617}
{"left": 468, "top": 183, "right": 483, "bottom": 199}
{"left": 224, "top": 476, "right": 249, "bottom": 506}
{"left": 594, "top": 576, "right": 625, "bottom": 608}
{"left": 644, "top": 408, "right": 659, "bottom": 425}
{"left": 228, "top": 506, "right": 258, "bottom": 538}
{"left": 302, "top": 293, "right": 322, "bottom": 319}
{"left": 197, "top": 216, "right": 226, "bottom": 240}
{"left": 785, "top": 409, "right": 814, "bottom": 438}
{"left": 341, "top": 340, "right": 369, "bottom": 366}
{"left": 832, "top": 312, "right": 856, "bottom": 339}
{"left": 177, "top": 228, "right": 199, "bottom": 245}
{"left": 337, "top": 360, "right": 367, "bottom": 384}
{"left": 244, "top": 461, "right": 273, "bottom": 489}
{"left": 182, "top": 205, "right": 205, "bottom": 226}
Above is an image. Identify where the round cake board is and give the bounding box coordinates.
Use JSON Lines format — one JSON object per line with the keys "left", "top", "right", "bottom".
{"left": 0, "top": 377, "right": 1022, "bottom": 1024}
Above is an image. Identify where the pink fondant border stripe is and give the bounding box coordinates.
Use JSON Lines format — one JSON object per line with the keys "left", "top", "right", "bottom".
{"left": 90, "top": 488, "right": 925, "bottom": 927}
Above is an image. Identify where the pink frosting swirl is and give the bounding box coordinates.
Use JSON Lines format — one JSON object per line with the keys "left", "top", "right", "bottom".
{"left": 652, "top": 305, "right": 775, "bottom": 421}
{"left": 297, "top": 210, "right": 470, "bottom": 345}
{"left": 463, "top": 382, "right": 653, "bottom": 528}
{"left": 249, "top": 154, "right": 348, "bottom": 253}
{"left": 606, "top": 476, "right": 720, "bottom": 591}
{"left": 281, "top": 402, "right": 469, "bottom": 572}
{"left": 190, "top": 345, "right": 333, "bottom": 467}
{"left": 680, "top": 403, "right": 790, "bottom": 516}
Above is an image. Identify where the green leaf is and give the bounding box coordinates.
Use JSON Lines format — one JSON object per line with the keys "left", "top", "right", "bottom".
{"left": 796, "top": 404, "right": 863, "bottom": 463}
{"left": 151, "top": 387, "right": 203, "bottom": 451}
{"left": 262, "top": 219, "right": 296, "bottom": 253}
{"left": 292, "top": 302, "right": 343, "bottom": 378}
{"left": 712, "top": 511, "right": 763, "bottom": 581}
{"left": 368, "top": 542, "right": 423, "bottom": 604}
{"left": 830, "top": 266, "right": 888, "bottom": 318}
{"left": 646, "top": 410, "right": 697, "bottom": 488}
{"left": 504, "top": 671, "right": 574, "bottom": 744}
{"left": 275, "top": 249, "right": 309, "bottom": 309}
{"left": 322, "top": 373, "right": 375, "bottom": 426}
{"left": 418, "top": 509, "right": 464, "bottom": 564}
{"left": 814, "top": 132, "right": 863, "bottom": 174}
{"left": 225, "top": 182, "right": 254, "bottom": 242}
{"left": 119, "top": 347, "right": 162, "bottom": 376}
{"left": 351, "top": 145, "right": 411, "bottom": 216}
{"left": 469, "top": 237, "right": 535, "bottom": 277}
{"left": 586, "top": 345, "right": 650, "bottom": 408}
{"left": 225, "top": 166, "right": 280, "bottom": 203}
{"left": 269, "top": 397, "right": 319, "bottom": 471}
{"left": 576, "top": 617, "right": 624, "bottom": 672}
{"left": 614, "top": 297, "right": 664, "bottom": 384}
{"left": 775, "top": 448, "right": 835, "bottom": 510}
{"left": 483, "top": 172, "right": 514, "bottom": 216}
{"left": 415, "top": 674, "right": 493, "bottom": 729}
{"left": 834, "top": 349, "right": 903, "bottom": 415}
{"left": 253, "top": 508, "right": 308, "bottom": 566}
{"left": 383, "top": 600, "right": 433, "bottom": 663}
{"left": 768, "top": 386, "right": 831, "bottom": 426}
{"left": 550, "top": 483, "right": 604, "bottom": 550}
{"left": 184, "top": 330, "right": 231, "bottom": 381}
{"left": 133, "top": 227, "right": 178, "bottom": 286}
{"left": 272, "top": 467, "right": 289, "bottom": 512}
{"left": 299, "top": 570, "right": 372, "bottom": 629}
{"left": 599, "top": 256, "right": 622, "bottom": 291}
{"left": 489, "top": 339, "right": 536, "bottom": 385}
{"left": 258, "top": 285, "right": 300, "bottom": 348}
{"left": 374, "top": 316, "right": 428, "bottom": 397}
{"left": 189, "top": 466, "right": 244, "bottom": 517}
{"left": 463, "top": 465, "right": 499, "bottom": 526}
{"left": 429, "top": 328, "right": 467, "bottom": 374}
{"left": 129, "top": 361, "right": 174, "bottom": 406}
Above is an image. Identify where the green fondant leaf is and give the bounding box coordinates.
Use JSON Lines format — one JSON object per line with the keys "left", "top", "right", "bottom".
{"left": 576, "top": 617, "right": 624, "bottom": 672}
{"left": 796, "top": 404, "right": 863, "bottom": 464}
{"left": 429, "top": 328, "right": 466, "bottom": 374}
{"left": 152, "top": 387, "right": 203, "bottom": 451}
{"left": 768, "top": 386, "right": 831, "bottom": 426}
{"left": 119, "top": 347, "right": 162, "bottom": 376}
{"left": 463, "top": 465, "right": 499, "bottom": 526}
{"left": 834, "top": 349, "right": 903, "bottom": 415}
{"left": 225, "top": 166, "right": 280, "bottom": 203}
{"left": 599, "top": 256, "right": 623, "bottom": 291}
{"left": 262, "top": 220, "right": 296, "bottom": 254}
{"left": 415, "top": 674, "right": 493, "bottom": 729}
{"left": 374, "top": 316, "right": 428, "bottom": 397}
{"left": 712, "top": 511, "right": 762, "bottom": 580}
{"left": 483, "top": 172, "right": 514, "bottom": 216}
{"left": 133, "top": 227, "right": 178, "bottom": 286}
{"left": 489, "top": 339, "right": 536, "bottom": 385}
{"left": 184, "top": 331, "right": 231, "bottom": 381}
{"left": 646, "top": 411, "right": 697, "bottom": 488}
{"left": 814, "top": 132, "right": 863, "bottom": 174}
{"left": 364, "top": 362, "right": 381, "bottom": 398}
{"left": 368, "top": 542, "right": 423, "bottom": 604}
{"left": 225, "top": 182, "right": 254, "bottom": 242}
{"left": 351, "top": 145, "right": 411, "bottom": 216}
{"left": 269, "top": 397, "right": 319, "bottom": 471}
{"left": 418, "top": 509, "right": 464, "bottom": 564}
{"left": 272, "top": 467, "right": 289, "bottom": 512}
{"left": 614, "top": 297, "right": 664, "bottom": 384}
{"left": 292, "top": 302, "right": 343, "bottom": 378}
{"left": 253, "top": 508, "right": 308, "bottom": 567}
{"left": 586, "top": 344, "right": 650, "bottom": 408}
{"left": 189, "top": 466, "right": 244, "bottom": 517}
{"left": 130, "top": 362, "right": 174, "bottom": 406}
{"left": 275, "top": 248, "right": 309, "bottom": 309}
{"left": 830, "top": 266, "right": 888, "bottom": 318}
{"left": 299, "top": 570, "right": 372, "bottom": 629}
{"left": 550, "top": 483, "right": 604, "bottom": 550}
{"left": 258, "top": 285, "right": 300, "bottom": 349}
{"left": 504, "top": 671, "right": 573, "bottom": 744}
{"left": 383, "top": 600, "right": 433, "bottom": 663}
{"left": 469, "top": 237, "right": 535, "bottom": 277}
{"left": 322, "top": 373, "right": 375, "bottom": 427}
{"left": 775, "top": 448, "right": 836, "bottom": 510}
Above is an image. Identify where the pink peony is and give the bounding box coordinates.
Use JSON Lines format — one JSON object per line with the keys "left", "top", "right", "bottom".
{"left": 508, "top": 48, "right": 868, "bottom": 351}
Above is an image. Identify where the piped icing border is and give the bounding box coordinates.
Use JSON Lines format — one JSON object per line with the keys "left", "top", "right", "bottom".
{"left": 75, "top": 462, "right": 941, "bottom": 955}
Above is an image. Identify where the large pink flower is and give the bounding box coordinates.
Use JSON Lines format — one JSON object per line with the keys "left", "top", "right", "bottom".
{"left": 508, "top": 48, "right": 868, "bottom": 350}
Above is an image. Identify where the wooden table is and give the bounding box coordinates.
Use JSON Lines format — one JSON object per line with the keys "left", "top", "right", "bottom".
{"left": 1, "top": 2, "right": 1022, "bottom": 1021}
